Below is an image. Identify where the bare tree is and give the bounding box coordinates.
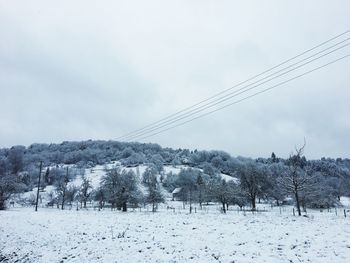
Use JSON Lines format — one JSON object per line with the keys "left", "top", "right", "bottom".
{"left": 212, "top": 179, "right": 234, "bottom": 213}
{"left": 196, "top": 174, "right": 204, "bottom": 209}
{"left": 80, "top": 175, "right": 92, "bottom": 208}
{"left": 280, "top": 142, "right": 313, "bottom": 216}
{"left": 66, "top": 185, "right": 79, "bottom": 209}
{"left": 55, "top": 167, "right": 70, "bottom": 210}
{"left": 93, "top": 187, "right": 107, "bottom": 210}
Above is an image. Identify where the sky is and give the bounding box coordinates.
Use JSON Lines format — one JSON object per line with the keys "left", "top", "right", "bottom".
{"left": 0, "top": 0, "right": 349, "bottom": 159}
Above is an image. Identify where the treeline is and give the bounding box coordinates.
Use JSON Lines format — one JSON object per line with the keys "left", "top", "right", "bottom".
{"left": 1, "top": 140, "right": 350, "bottom": 213}
{"left": 163, "top": 145, "right": 350, "bottom": 215}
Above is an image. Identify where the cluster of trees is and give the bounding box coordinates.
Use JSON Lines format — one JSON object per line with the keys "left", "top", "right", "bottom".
{"left": 161, "top": 147, "right": 350, "bottom": 215}
{"left": 1, "top": 140, "right": 350, "bottom": 177}
{"left": 0, "top": 146, "right": 27, "bottom": 209}
{"left": 1, "top": 141, "right": 350, "bottom": 213}
{"left": 164, "top": 168, "right": 242, "bottom": 213}
{"left": 42, "top": 166, "right": 165, "bottom": 213}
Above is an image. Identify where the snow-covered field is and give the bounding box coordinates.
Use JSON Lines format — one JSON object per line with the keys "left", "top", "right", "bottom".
{"left": 1, "top": 206, "right": 350, "bottom": 263}
{"left": 2, "top": 165, "right": 349, "bottom": 262}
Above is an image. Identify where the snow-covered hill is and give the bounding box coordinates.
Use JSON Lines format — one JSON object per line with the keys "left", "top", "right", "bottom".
{"left": 13, "top": 163, "right": 237, "bottom": 207}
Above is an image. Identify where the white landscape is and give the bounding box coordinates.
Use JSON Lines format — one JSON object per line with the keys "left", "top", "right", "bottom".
{"left": 1, "top": 1, "right": 350, "bottom": 263}
{"left": 1, "top": 203, "right": 350, "bottom": 263}
{"left": 1, "top": 164, "right": 350, "bottom": 263}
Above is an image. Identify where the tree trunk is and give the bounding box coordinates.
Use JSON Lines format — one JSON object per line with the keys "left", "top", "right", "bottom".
{"left": 122, "top": 201, "right": 127, "bottom": 212}
{"left": 222, "top": 202, "right": 226, "bottom": 213}
{"left": 251, "top": 196, "right": 256, "bottom": 211}
{"left": 295, "top": 191, "right": 301, "bottom": 216}
{"left": 302, "top": 201, "right": 306, "bottom": 213}
{"left": 61, "top": 188, "right": 66, "bottom": 210}
{"left": 0, "top": 198, "right": 5, "bottom": 210}
{"left": 189, "top": 190, "right": 192, "bottom": 214}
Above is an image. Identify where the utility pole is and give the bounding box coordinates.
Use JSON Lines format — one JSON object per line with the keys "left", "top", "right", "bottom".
{"left": 61, "top": 167, "right": 69, "bottom": 210}
{"left": 35, "top": 161, "right": 43, "bottom": 212}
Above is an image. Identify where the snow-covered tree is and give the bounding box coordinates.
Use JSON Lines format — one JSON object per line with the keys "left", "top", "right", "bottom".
{"left": 79, "top": 175, "right": 92, "bottom": 208}
{"left": 176, "top": 168, "right": 201, "bottom": 212}
{"left": 101, "top": 168, "right": 140, "bottom": 211}
{"left": 150, "top": 154, "right": 164, "bottom": 173}
{"left": 265, "top": 162, "right": 288, "bottom": 206}
{"left": 7, "top": 146, "right": 25, "bottom": 175}
{"left": 196, "top": 174, "right": 205, "bottom": 209}
{"left": 280, "top": 143, "right": 313, "bottom": 216}
{"left": 66, "top": 185, "right": 79, "bottom": 208}
{"left": 93, "top": 186, "right": 107, "bottom": 210}
{"left": 142, "top": 164, "right": 158, "bottom": 185}
{"left": 145, "top": 173, "right": 164, "bottom": 212}
{"left": 238, "top": 161, "right": 266, "bottom": 211}
{"left": 55, "top": 167, "right": 71, "bottom": 210}
{"left": 212, "top": 179, "right": 232, "bottom": 213}
{"left": 162, "top": 171, "right": 177, "bottom": 192}
{"left": 0, "top": 173, "right": 26, "bottom": 210}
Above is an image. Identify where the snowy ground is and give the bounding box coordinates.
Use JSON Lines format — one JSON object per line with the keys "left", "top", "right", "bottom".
{"left": 1, "top": 205, "right": 350, "bottom": 263}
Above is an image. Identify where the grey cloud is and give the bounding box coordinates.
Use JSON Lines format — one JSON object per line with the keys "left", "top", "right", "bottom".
{"left": 0, "top": 0, "right": 349, "bottom": 158}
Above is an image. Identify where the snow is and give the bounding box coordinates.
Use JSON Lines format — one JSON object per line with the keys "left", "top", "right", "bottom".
{"left": 64, "top": 164, "right": 237, "bottom": 194}
{"left": 340, "top": 197, "right": 350, "bottom": 207}
{"left": 71, "top": 165, "right": 107, "bottom": 189}
{"left": 172, "top": 188, "right": 182, "bottom": 194}
{"left": 1, "top": 206, "right": 350, "bottom": 262}
{"left": 5, "top": 164, "right": 346, "bottom": 262}
{"left": 220, "top": 172, "right": 239, "bottom": 183}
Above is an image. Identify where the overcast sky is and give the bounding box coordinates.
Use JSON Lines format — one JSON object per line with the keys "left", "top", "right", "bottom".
{"left": 0, "top": 0, "right": 349, "bottom": 159}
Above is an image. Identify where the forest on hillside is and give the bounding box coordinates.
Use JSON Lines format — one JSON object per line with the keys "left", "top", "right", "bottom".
{"left": 1, "top": 140, "right": 350, "bottom": 213}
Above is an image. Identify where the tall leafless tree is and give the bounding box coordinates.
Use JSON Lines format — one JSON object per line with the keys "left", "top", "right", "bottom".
{"left": 80, "top": 175, "right": 92, "bottom": 208}
{"left": 280, "top": 141, "right": 314, "bottom": 216}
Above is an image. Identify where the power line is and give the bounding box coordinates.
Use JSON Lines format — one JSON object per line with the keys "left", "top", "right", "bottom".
{"left": 124, "top": 42, "right": 350, "bottom": 141}
{"left": 118, "top": 30, "right": 349, "bottom": 140}
{"left": 122, "top": 40, "right": 350, "bottom": 141}
{"left": 133, "top": 54, "right": 350, "bottom": 141}
{"left": 117, "top": 30, "right": 350, "bottom": 140}
{"left": 126, "top": 46, "right": 350, "bottom": 141}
